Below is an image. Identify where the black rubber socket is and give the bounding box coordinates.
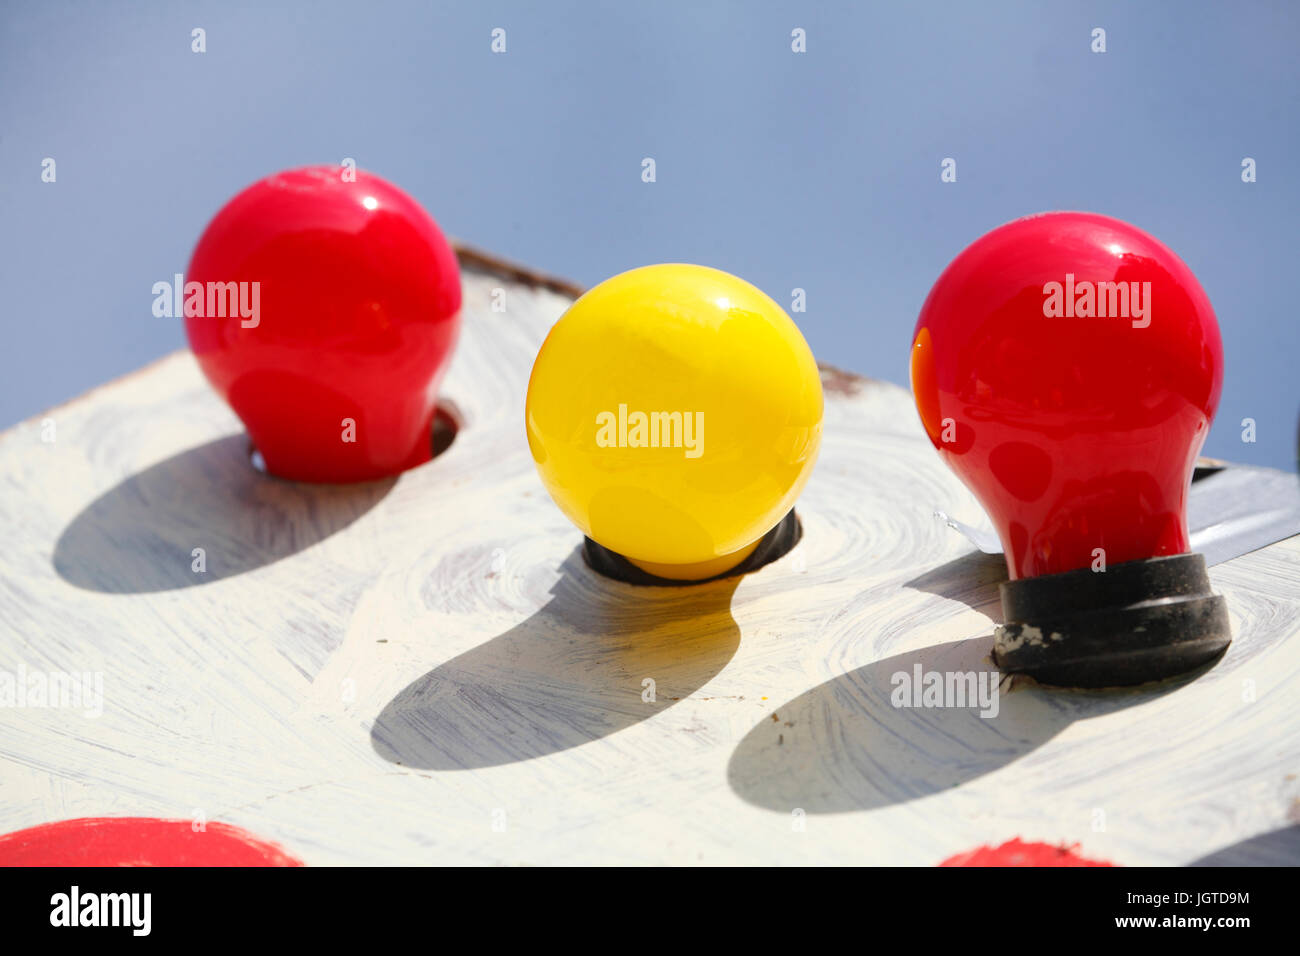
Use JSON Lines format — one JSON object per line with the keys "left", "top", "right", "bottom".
{"left": 582, "top": 510, "right": 802, "bottom": 587}
{"left": 992, "top": 552, "right": 1231, "bottom": 688}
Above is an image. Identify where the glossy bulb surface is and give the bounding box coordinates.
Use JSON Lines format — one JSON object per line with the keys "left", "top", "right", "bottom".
{"left": 185, "top": 166, "right": 462, "bottom": 483}
{"left": 911, "top": 211, "right": 1223, "bottom": 580}
{"left": 526, "top": 264, "right": 823, "bottom": 577}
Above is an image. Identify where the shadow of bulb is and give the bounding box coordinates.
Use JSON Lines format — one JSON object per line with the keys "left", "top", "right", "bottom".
{"left": 184, "top": 165, "right": 462, "bottom": 483}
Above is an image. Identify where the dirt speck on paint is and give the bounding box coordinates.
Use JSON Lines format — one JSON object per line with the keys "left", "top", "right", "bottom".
{"left": 0, "top": 817, "right": 304, "bottom": 867}
{"left": 939, "top": 837, "right": 1115, "bottom": 867}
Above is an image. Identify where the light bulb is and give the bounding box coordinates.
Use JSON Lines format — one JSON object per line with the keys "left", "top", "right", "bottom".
{"left": 526, "top": 264, "right": 823, "bottom": 582}
{"left": 911, "top": 211, "right": 1230, "bottom": 686}
{"left": 185, "top": 166, "right": 462, "bottom": 483}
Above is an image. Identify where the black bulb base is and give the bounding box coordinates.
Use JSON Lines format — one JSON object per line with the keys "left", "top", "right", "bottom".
{"left": 582, "top": 510, "right": 801, "bottom": 586}
{"left": 992, "top": 552, "right": 1231, "bottom": 688}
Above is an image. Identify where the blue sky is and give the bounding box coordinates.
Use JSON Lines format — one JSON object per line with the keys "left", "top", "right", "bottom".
{"left": 2, "top": 0, "right": 1296, "bottom": 468}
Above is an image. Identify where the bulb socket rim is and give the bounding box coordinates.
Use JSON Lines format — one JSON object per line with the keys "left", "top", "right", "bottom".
{"left": 582, "top": 509, "right": 801, "bottom": 587}
{"left": 993, "top": 552, "right": 1231, "bottom": 688}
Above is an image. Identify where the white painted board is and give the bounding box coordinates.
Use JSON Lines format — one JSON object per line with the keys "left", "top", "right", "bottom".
{"left": 0, "top": 249, "right": 1296, "bottom": 865}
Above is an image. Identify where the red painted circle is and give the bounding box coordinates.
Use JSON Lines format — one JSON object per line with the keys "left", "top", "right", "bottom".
{"left": 940, "top": 837, "right": 1114, "bottom": 867}
{"left": 0, "top": 817, "right": 303, "bottom": 867}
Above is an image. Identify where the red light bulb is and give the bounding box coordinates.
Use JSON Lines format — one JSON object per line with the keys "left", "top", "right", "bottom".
{"left": 185, "top": 166, "right": 462, "bottom": 483}
{"left": 911, "top": 211, "right": 1230, "bottom": 686}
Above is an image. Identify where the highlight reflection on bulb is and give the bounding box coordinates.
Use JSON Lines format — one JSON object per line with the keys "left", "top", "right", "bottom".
{"left": 911, "top": 211, "right": 1230, "bottom": 687}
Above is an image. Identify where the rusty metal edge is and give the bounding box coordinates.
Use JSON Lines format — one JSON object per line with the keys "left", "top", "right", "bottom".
{"left": 451, "top": 240, "right": 587, "bottom": 300}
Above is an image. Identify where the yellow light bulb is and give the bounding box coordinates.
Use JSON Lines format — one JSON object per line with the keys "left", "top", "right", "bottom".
{"left": 525, "top": 263, "right": 823, "bottom": 579}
